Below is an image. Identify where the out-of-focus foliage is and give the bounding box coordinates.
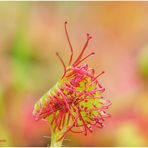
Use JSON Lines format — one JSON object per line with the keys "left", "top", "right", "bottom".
{"left": 138, "top": 45, "right": 148, "bottom": 80}
{"left": 0, "top": 2, "right": 148, "bottom": 146}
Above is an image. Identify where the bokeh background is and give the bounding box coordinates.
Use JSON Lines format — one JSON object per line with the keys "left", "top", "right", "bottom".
{"left": 0, "top": 2, "right": 148, "bottom": 146}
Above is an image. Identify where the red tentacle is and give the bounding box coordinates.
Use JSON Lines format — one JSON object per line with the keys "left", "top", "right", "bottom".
{"left": 56, "top": 52, "right": 66, "bottom": 78}
{"left": 73, "top": 33, "right": 92, "bottom": 66}
{"left": 65, "top": 21, "right": 74, "bottom": 65}
{"left": 74, "top": 52, "right": 95, "bottom": 66}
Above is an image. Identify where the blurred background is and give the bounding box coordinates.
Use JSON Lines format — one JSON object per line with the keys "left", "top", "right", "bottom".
{"left": 0, "top": 2, "right": 148, "bottom": 146}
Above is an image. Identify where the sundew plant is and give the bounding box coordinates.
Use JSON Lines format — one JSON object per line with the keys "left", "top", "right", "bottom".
{"left": 33, "top": 22, "right": 112, "bottom": 147}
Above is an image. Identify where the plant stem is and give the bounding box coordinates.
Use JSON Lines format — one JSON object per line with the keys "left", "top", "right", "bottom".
{"left": 50, "top": 129, "right": 64, "bottom": 147}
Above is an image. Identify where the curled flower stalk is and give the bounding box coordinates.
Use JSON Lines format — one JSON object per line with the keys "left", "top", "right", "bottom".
{"left": 33, "top": 22, "right": 112, "bottom": 147}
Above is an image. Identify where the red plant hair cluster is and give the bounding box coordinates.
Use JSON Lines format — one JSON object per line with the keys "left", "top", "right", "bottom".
{"left": 33, "top": 22, "right": 112, "bottom": 141}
